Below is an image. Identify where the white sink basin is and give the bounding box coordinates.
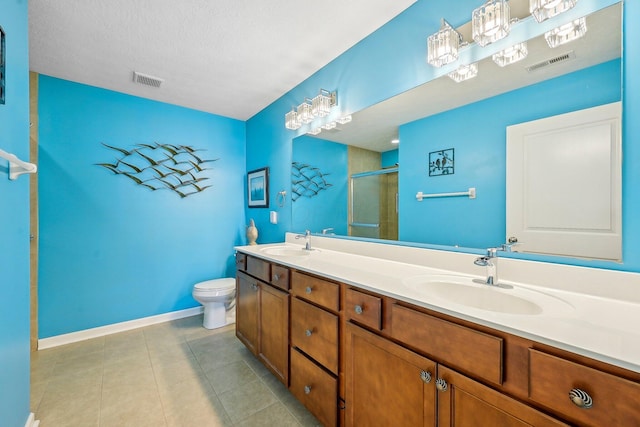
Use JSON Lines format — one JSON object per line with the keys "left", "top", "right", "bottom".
{"left": 259, "top": 245, "right": 313, "bottom": 258}
{"left": 402, "top": 275, "right": 573, "bottom": 316}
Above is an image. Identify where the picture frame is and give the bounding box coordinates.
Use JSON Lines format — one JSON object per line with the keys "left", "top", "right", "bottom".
{"left": 247, "top": 167, "right": 269, "bottom": 208}
{"left": 0, "top": 26, "right": 5, "bottom": 105}
{"left": 429, "top": 148, "right": 454, "bottom": 176}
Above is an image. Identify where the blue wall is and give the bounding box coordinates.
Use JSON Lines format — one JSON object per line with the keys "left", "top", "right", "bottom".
{"left": 291, "top": 136, "right": 348, "bottom": 235}
{"left": 0, "top": 1, "right": 31, "bottom": 426}
{"left": 399, "top": 59, "right": 621, "bottom": 249}
{"left": 38, "top": 76, "right": 247, "bottom": 338}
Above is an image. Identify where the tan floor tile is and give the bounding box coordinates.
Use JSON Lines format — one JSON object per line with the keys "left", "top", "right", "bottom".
{"left": 152, "top": 357, "right": 205, "bottom": 389}
{"left": 204, "top": 360, "right": 259, "bottom": 395}
{"left": 100, "top": 394, "right": 167, "bottom": 427}
{"left": 36, "top": 385, "right": 101, "bottom": 427}
{"left": 217, "top": 379, "right": 278, "bottom": 424}
{"left": 234, "top": 402, "right": 301, "bottom": 427}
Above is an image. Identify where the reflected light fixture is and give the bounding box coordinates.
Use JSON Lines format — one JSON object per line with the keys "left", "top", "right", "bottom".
{"left": 492, "top": 42, "right": 528, "bottom": 67}
{"left": 391, "top": 138, "right": 400, "bottom": 145}
{"left": 427, "top": 19, "right": 462, "bottom": 67}
{"left": 530, "top": 0, "right": 578, "bottom": 23}
{"left": 322, "top": 121, "right": 337, "bottom": 130}
{"left": 311, "top": 89, "right": 336, "bottom": 117}
{"left": 307, "top": 127, "right": 322, "bottom": 135}
{"left": 448, "top": 63, "right": 478, "bottom": 83}
{"left": 544, "top": 17, "right": 587, "bottom": 48}
{"left": 285, "top": 109, "right": 301, "bottom": 130}
{"left": 472, "top": 0, "right": 511, "bottom": 47}
{"left": 336, "top": 115, "right": 352, "bottom": 124}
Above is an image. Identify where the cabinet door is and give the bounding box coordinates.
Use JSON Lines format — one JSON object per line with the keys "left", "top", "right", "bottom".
{"left": 345, "top": 323, "right": 436, "bottom": 427}
{"left": 436, "top": 365, "right": 568, "bottom": 427}
{"left": 236, "top": 271, "right": 259, "bottom": 355}
{"left": 259, "top": 283, "right": 289, "bottom": 385}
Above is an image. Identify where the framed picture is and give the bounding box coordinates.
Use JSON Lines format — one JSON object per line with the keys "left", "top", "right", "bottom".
{"left": 429, "top": 148, "right": 454, "bottom": 176}
{"left": 247, "top": 167, "right": 269, "bottom": 208}
{"left": 0, "top": 26, "right": 5, "bottom": 104}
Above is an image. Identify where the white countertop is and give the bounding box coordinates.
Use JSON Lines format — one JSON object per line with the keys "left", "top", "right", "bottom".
{"left": 235, "top": 235, "right": 640, "bottom": 373}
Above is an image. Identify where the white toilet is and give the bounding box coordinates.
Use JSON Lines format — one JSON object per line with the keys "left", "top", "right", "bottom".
{"left": 192, "top": 278, "right": 236, "bottom": 329}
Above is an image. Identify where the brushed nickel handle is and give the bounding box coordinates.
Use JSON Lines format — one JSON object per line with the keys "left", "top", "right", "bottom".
{"left": 305, "top": 329, "right": 313, "bottom": 337}
{"left": 354, "top": 305, "right": 363, "bottom": 315}
{"left": 569, "top": 388, "right": 593, "bottom": 409}
{"left": 304, "top": 385, "right": 312, "bottom": 395}
{"left": 251, "top": 283, "right": 258, "bottom": 291}
{"left": 420, "top": 371, "right": 432, "bottom": 384}
{"left": 436, "top": 378, "right": 448, "bottom": 392}
{"left": 305, "top": 286, "right": 312, "bottom": 294}
{"left": 274, "top": 274, "right": 280, "bottom": 281}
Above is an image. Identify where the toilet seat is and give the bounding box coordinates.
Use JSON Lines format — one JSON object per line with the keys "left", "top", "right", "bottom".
{"left": 193, "top": 278, "right": 235, "bottom": 296}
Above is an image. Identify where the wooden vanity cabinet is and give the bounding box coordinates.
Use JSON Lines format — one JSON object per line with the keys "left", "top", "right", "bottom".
{"left": 236, "top": 258, "right": 290, "bottom": 385}
{"left": 289, "top": 271, "right": 341, "bottom": 427}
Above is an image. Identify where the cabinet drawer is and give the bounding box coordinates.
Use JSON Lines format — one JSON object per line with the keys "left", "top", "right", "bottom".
{"left": 391, "top": 304, "right": 503, "bottom": 385}
{"left": 246, "top": 256, "right": 270, "bottom": 282}
{"left": 235, "top": 252, "right": 246, "bottom": 271}
{"left": 291, "top": 271, "right": 339, "bottom": 311}
{"left": 270, "top": 264, "right": 290, "bottom": 291}
{"left": 345, "top": 288, "right": 382, "bottom": 330}
{"left": 291, "top": 297, "right": 339, "bottom": 374}
{"left": 290, "top": 348, "right": 337, "bottom": 427}
{"left": 529, "top": 349, "right": 640, "bottom": 426}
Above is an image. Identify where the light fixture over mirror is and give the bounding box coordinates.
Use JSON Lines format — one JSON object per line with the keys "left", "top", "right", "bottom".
{"left": 284, "top": 89, "right": 339, "bottom": 131}
{"left": 492, "top": 42, "right": 529, "bottom": 66}
{"left": 530, "top": 0, "right": 578, "bottom": 23}
{"left": 448, "top": 63, "right": 479, "bottom": 82}
{"left": 472, "top": 0, "right": 511, "bottom": 47}
{"left": 427, "top": 19, "right": 462, "bottom": 67}
{"left": 545, "top": 17, "right": 588, "bottom": 48}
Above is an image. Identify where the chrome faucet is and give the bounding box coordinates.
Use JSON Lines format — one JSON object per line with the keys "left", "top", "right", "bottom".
{"left": 321, "top": 227, "right": 334, "bottom": 235}
{"left": 474, "top": 248, "right": 498, "bottom": 285}
{"left": 295, "top": 230, "right": 312, "bottom": 250}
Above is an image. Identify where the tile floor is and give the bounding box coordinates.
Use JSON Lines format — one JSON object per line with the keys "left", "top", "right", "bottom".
{"left": 30, "top": 315, "right": 321, "bottom": 426}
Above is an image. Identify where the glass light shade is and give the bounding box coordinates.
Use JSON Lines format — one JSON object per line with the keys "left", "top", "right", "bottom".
{"left": 285, "top": 109, "right": 301, "bottom": 130}
{"left": 544, "top": 17, "right": 587, "bottom": 48}
{"left": 322, "top": 121, "right": 337, "bottom": 130}
{"left": 448, "top": 63, "right": 478, "bottom": 83}
{"left": 427, "top": 20, "right": 462, "bottom": 68}
{"left": 530, "top": 0, "right": 578, "bottom": 23}
{"left": 472, "top": 0, "right": 511, "bottom": 47}
{"left": 336, "top": 115, "right": 352, "bottom": 124}
{"left": 307, "top": 127, "right": 322, "bottom": 135}
{"left": 492, "top": 42, "right": 528, "bottom": 67}
{"left": 311, "top": 90, "right": 332, "bottom": 117}
{"left": 297, "top": 100, "right": 314, "bottom": 124}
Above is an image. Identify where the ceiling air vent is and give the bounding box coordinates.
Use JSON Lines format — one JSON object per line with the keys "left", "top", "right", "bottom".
{"left": 526, "top": 51, "right": 576, "bottom": 73}
{"left": 132, "top": 71, "right": 164, "bottom": 88}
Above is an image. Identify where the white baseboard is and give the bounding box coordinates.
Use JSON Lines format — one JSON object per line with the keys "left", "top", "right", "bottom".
{"left": 38, "top": 306, "right": 204, "bottom": 350}
{"left": 25, "top": 412, "right": 40, "bottom": 427}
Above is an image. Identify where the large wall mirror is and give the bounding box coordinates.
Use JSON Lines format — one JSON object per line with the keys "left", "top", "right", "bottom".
{"left": 291, "top": 1, "right": 622, "bottom": 261}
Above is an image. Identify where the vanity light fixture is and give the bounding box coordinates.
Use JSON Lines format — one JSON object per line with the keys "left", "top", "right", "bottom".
{"left": 530, "top": 0, "right": 578, "bottom": 23}
{"left": 492, "top": 42, "right": 528, "bottom": 67}
{"left": 322, "top": 121, "right": 337, "bottom": 130}
{"left": 311, "top": 89, "right": 336, "bottom": 118}
{"left": 297, "top": 99, "right": 314, "bottom": 124}
{"left": 285, "top": 109, "right": 302, "bottom": 130}
{"left": 427, "top": 19, "right": 463, "bottom": 68}
{"left": 544, "top": 17, "right": 587, "bottom": 48}
{"left": 472, "top": 0, "right": 511, "bottom": 47}
{"left": 307, "top": 127, "right": 322, "bottom": 135}
{"left": 448, "top": 63, "right": 479, "bottom": 83}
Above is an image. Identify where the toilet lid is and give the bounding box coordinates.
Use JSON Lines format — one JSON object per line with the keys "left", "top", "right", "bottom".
{"left": 194, "top": 278, "right": 236, "bottom": 291}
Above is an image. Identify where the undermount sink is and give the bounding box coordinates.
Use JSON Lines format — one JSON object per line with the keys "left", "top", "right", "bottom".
{"left": 259, "top": 245, "right": 313, "bottom": 258}
{"left": 401, "top": 275, "right": 573, "bottom": 316}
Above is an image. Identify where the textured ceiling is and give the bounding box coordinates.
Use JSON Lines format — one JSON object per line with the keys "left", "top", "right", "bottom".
{"left": 28, "top": 0, "right": 417, "bottom": 120}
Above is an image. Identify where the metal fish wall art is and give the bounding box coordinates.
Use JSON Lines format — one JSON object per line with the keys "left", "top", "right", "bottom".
{"left": 96, "top": 142, "right": 219, "bottom": 198}
{"left": 291, "top": 161, "right": 333, "bottom": 201}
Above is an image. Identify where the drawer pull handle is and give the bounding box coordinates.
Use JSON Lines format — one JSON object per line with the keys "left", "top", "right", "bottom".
{"left": 304, "top": 385, "right": 312, "bottom": 395}
{"left": 274, "top": 274, "right": 280, "bottom": 281}
{"left": 354, "top": 305, "right": 363, "bottom": 315}
{"left": 305, "top": 329, "right": 313, "bottom": 337}
{"left": 251, "top": 283, "right": 258, "bottom": 292}
{"left": 420, "top": 371, "right": 432, "bottom": 384}
{"left": 436, "top": 378, "right": 448, "bottom": 392}
{"left": 305, "top": 286, "right": 312, "bottom": 294}
{"left": 569, "top": 388, "right": 593, "bottom": 409}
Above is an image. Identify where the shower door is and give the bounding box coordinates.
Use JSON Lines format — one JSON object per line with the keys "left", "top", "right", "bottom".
{"left": 349, "top": 168, "right": 398, "bottom": 240}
